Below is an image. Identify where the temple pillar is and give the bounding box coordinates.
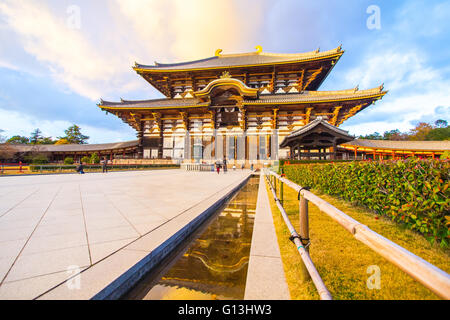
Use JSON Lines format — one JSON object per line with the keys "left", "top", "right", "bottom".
{"left": 137, "top": 130, "right": 144, "bottom": 159}
{"left": 184, "top": 131, "right": 190, "bottom": 160}
{"left": 212, "top": 129, "right": 216, "bottom": 159}
{"left": 237, "top": 133, "right": 245, "bottom": 161}
{"left": 158, "top": 130, "right": 163, "bottom": 159}
{"left": 245, "top": 133, "right": 249, "bottom": 161}
{"left": 271, "top": 129, "right": 279, "bottom": 160}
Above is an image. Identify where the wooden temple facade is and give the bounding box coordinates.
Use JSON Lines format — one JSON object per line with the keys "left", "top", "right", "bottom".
{"left": 98, "top": 46, "right": 387, "bottom": 165}
{"left": 280, "top": 116, "right": 355, "bottom": 160}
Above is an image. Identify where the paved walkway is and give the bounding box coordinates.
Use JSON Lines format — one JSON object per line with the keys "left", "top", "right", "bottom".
{"left": 244, "top": 173, "right": 290, "bottom": 300}
{"left": 0, "top": 169, "right": 251, "bottom": 299}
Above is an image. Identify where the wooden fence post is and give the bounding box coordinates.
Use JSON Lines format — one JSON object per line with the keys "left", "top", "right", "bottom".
{"left": 299, "top": 192, "right": 311, "bottom": 281}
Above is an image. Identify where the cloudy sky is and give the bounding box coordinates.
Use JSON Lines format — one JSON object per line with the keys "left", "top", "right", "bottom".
{"left": 0, "top": 0, "right": 449, "bottom": 143}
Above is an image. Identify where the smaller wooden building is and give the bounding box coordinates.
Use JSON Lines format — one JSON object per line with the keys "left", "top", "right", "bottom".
{"left": 279, "top": 117, "right": 354, "bottom": 159}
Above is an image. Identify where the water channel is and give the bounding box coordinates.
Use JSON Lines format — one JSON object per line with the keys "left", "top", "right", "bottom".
{"left": 124, "top": 175, "right": 259, "bottom": 300}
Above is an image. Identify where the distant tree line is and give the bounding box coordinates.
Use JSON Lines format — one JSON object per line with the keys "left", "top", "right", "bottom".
{"left": 359, "top": 119, "right": 449, "bottom": 141}
{"left": 0, "top": 125, "right": 90, "bottom": 162}
{"left": 4, "top": 125, "right": 89, "bottom": 145}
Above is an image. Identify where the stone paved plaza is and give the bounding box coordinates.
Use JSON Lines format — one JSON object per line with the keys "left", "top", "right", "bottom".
{"left": 0, "top": 169, "right": 251, "bottom": 299}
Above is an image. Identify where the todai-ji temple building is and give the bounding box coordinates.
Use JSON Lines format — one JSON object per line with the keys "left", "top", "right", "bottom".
{"left": 98, "top": 45, "right": 387, "bottom": 165}
{"left": 5, "top": 46, "right": 449, "bottom": 164}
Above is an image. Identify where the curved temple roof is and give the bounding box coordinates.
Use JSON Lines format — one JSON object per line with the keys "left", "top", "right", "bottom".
{"left": 194, "top": 77, "right": 259, "bottom": 99}
{"left": 98, "top": 86, "right": 386, "bottom": 110}
{"left": 280, "top": 117, "right": 354, "bottom": 148}
{"left": 134, "top": 46, "right": 344, "bottom": 72}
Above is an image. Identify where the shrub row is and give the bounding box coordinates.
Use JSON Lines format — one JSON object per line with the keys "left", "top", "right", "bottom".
{"left": 282, "top": 159, "right": 450, "bottom": 247}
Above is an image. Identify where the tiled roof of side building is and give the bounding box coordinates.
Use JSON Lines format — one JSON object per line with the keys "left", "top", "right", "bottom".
{"left": 134, "top": 46, "right": 344, "bottom": 71}
{"left": 287, "top": 116, "right": 354, "bottom": 140}
{"left": 343, "top": 139, "right": 450, "bottom": 152}
{"left": 7, "top": 140, "right": 139, "bottom": 153}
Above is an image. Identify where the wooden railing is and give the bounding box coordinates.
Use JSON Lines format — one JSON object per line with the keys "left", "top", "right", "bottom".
{"left": 266, "top": 169, "right": 450, "bottom": 300}
{"left": 264, "top": 170, "right": 332, "bottom": 300}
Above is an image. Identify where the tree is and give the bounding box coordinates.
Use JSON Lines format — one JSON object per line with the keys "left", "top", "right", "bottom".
{"left": 55, "top": 138, "right": 70, "bottom": 145}
{"left": 38, "top": 137, "right": 55, "bottom": 145}
{"left": 408, "top": 122, "right": 434, "bottom": 141}
{"left": 64, "top": 157, "right": 74, "bottom": 165}
{"left": 359, "top": 132, "right": 383, "bottom": 140}
{"left": 81, "top": 155, "right": 91, "bottom": 164}
{"left": 383, "top": 129, "right": 407, "bottom": 141}
{"left": 435, "top": 119, "right": 448, "bottom": 128}
{"left": 7, "top": 135, "right": 30, "bottom": 144}
{"left": 90, "top": 153, "right": 100, "bottom": 164}
{"left": 426, "top": 127, "right": 450, "bottom": 141}
{"left": 30, "top": 128, "right": 43, "bottom": 144}
{"left": 58, "top": 125, "right": 89, "bottom": 144}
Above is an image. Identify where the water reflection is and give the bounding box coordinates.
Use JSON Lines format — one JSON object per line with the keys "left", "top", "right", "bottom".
{"left": 132, "top": 175, "right": 258, "bottom": 300}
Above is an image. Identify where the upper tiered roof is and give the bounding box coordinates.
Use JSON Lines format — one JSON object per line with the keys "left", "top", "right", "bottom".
{"left": 134, "top": 46, "right": 344, "bottom": 72}
{"left": 133, "top": 46, "right": 345, "bottom": 97}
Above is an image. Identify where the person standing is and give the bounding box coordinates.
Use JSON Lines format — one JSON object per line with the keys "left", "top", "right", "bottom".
{"left": 102, "top": 157, "right": 108, "bottom": 173}
{"left": 215, "top": 160, "right": 220, "bottom": 174}
{"left": 223, "top": 157, "right": 227, "bottom": 173}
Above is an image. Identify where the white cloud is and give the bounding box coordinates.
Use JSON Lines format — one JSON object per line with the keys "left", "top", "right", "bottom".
{"left": 0, "top": 1, "right": 152, "bottom": 100}
{"left": 0, "top": 0, "right": 267, "bottom": 102}
{"left": 341, "top": 51, "right": 450, "bottom": 135}
{"left": 114, "top": 0, "right": 267, "bottom": 62}
{"left": 340, "top": 35, "right": 450, "bottom": 135}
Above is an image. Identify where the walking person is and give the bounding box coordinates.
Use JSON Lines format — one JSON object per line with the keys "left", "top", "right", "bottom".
{"left": 76, "top": 161, "right": 85, "bottom": 174}
{"left": 102, "top": 157, "right": 108, "bottom": 173}
{"left": 223, "top": 157, "right": 227, "bottom": 174}
{"left": 215, "top": 160, "right": 220, "bottom": 174}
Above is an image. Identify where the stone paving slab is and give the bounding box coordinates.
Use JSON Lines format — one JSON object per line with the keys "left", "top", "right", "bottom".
{"left": 0, "top": 169, "right": 251, "bottom": 299}
{"left": 244, "top": 173, "right": 290, "bottom": 300}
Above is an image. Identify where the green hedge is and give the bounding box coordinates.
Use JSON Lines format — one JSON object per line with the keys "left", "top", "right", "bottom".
{"left": 282, "top": 159, "right": 450, "bottom": 247}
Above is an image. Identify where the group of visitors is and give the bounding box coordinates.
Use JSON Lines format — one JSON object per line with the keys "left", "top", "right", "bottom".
{"left": 75, "top": 157, "right": 109, "bottom": 174}
{"left": 214, "top": 158, "right": 254, "bottom": 174}
{"left": 215, "top": 158, "right": 227, "bottom": 174}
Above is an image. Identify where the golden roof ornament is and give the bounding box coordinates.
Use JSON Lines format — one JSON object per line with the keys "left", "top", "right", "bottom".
{"left": 220, "top": 71, "right": 231, "bottom": 79}
{"left": 215, "top": 49, "right": 223, "bottom": 57}
{"left": 255, "top": 45, "right": 263, "bottom": 53}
